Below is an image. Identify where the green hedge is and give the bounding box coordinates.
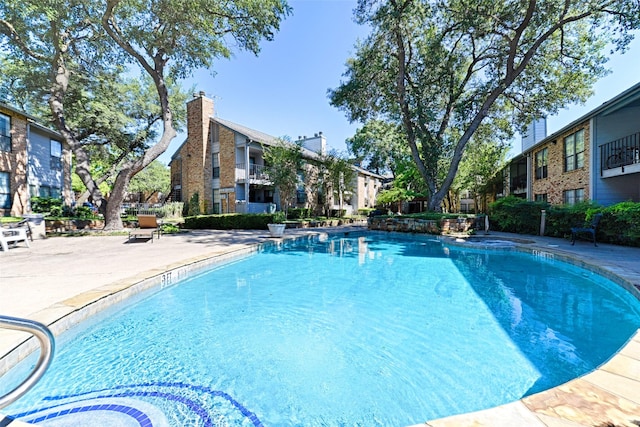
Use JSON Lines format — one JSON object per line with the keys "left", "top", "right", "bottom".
{"left": 287, "top": 208, "right": 312, "bottom": 220}
{"left": 488, "top": 196, "right": 640, "bottom": 247}
{"left": 487, "top": 196, "right": 550, "bottom": 234}
{"left": 184, "top": 213, "right": 278, "bottom": 230}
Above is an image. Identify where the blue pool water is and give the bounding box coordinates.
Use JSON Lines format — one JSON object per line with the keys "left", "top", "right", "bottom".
{"left": 3, "top": 233, "right": 640, "bottom": 426}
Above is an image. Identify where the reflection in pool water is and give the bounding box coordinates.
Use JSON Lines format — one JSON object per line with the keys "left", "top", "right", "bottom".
{"left": 4, "top": 233, "right": 640, "bottom": 426}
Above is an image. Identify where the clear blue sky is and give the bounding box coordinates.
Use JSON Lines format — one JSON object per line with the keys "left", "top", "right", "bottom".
{"left": 160, "top": 0, "right": 640, "bottom": 164}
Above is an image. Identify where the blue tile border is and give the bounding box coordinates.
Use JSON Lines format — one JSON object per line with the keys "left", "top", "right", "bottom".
{"left": 12, "top": 381, "right": 263, "bottom": 427}
{"left": 24, "top": 404, "right": 151, "bottom": 426}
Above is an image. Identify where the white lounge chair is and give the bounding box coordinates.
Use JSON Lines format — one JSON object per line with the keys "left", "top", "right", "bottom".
{"left": 1, "top": 227, "right": 31, "bottom": 252}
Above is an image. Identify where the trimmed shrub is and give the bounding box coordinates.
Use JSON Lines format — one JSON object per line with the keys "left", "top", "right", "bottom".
{"left": 288, "top": 208, "right": 311, "bottom": 220}
{"left": 489, "top": 197, "right": 640, "bottom": 247}
{"left": 543, "top": 202, "right": 599, "bottom": 238}
{"left": 30, "top": 197, "right": 63, "bottom": 214}
{"left": 488, "top": 196, "right": 549, "bottom": 234}
{"left": 184, "top": 213, "right": 276, "bottom": 230}
{"left": 598, "top": 202, "right": 640, "bottom": 246}
{"left": 187, "top": 192, "right": 201, "bottom": 216}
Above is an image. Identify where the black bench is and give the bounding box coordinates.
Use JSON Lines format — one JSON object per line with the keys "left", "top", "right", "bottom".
{"left": 571, "top": 213, "right": 602, "bottom": 246}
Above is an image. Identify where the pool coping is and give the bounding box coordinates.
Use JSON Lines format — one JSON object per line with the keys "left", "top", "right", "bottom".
{"left": 1, "top": 229, "right": 639, "bottom": 427}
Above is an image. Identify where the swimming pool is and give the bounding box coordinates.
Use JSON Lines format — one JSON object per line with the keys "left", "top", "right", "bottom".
{"left": 3, "top": 233, "right": 640, "bottom": 426}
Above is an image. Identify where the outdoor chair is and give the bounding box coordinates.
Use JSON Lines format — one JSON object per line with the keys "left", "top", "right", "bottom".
{"left": 4, "top": 219, "right": 33, "bottom": 241}
{"left": 571, "top": 213, "right": 603, "bottom": 247}
{"left": 1, "top": 226, "right": 31, "bottom": 252}
{"left": 128, "top": 214, "right": 162, "bottom": 243}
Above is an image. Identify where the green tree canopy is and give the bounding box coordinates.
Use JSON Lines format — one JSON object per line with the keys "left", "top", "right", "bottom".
{"left": 346, "top": 119, "right": 408, "bottom": 176}
{"left": 263, "top": 138, "right": 304, "bottom": 214}
{"left": 128, "top": 160, "right": 171, "bottom": 202}
{"left": 330, "top": 0, "right": 640, "bottom": 211}
{"left": 0, "top": 0, "right": 290, "bottom": 229}
{"left": 314, "top": 150, "right": 357, "bottom": 216}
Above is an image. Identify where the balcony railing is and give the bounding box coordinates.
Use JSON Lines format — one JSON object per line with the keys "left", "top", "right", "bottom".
{"left": 236, "top": 163, "right": 269, "bottom": 181}
{"left": 600, "top": 131, "right": 640, "bottom": 175}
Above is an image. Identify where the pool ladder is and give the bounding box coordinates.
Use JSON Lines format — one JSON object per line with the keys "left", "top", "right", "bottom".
{"left": 0, "top": 315, "right": 55, "bottom": 410}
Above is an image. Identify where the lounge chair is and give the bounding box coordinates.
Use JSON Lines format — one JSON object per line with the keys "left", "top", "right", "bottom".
{"left": 571, "top": 213, "right": 603, "bottom": 246}
{"left": 4, "top": 219, "right": 33, "bottom": 241}
{"left": 1, "top": 226, "right": 31, "bottom": 252}
{"left": 128, "top": 214, "right": 162, "bottom": 243}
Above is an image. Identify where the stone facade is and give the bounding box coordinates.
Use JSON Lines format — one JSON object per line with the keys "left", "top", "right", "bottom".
{"left": 531, "top": 122, "right": 590, "bottom": 205}
{"left": 368, "top": 216, "right": 476, "bottom": 234}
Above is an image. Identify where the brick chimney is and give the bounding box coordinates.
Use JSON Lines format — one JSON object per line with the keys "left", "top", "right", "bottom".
{"left": 184, "top": 91, "right": 214, "bottom": 212}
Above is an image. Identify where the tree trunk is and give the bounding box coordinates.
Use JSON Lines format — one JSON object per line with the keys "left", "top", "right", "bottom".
{"left": 102, "top": 168, "right": 131, "bottom": 230}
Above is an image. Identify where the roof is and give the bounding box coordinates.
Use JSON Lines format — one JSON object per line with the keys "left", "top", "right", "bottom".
{"left": 170, "top": 115, "right": 385, "bottom": 178}
{"left": 213, "top": 117, "right": 320, "bottom": 159}
{"left": 524, "top": 81, "right": 640, "bottom": 154}
{"left": 0, "top": 101, "right": 62, "bottom": 138}
{"left": 214, "top": 117, "right": 279, "bottom": 147}
{"left": 351, "top": 164, "right": 386, "bottom": 180}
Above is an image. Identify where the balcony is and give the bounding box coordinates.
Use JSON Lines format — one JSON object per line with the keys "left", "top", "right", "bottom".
{"left": 236, "top": 163, "right": 270, "bottom": 183}
{"left": 510, "top": 176, "right": 527, "bottom": 195}
{"left": 600, "top": 132, "right": 640, "bottom": 178}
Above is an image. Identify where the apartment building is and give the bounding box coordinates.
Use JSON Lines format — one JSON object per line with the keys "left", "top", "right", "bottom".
{"left": 0, "top": 102, "right": 72, "bottom": 216}
{"left": 169, "top": 93, "right": 384, "bottom": 215}
{"left": 499, "top": 82, "right": 640, "bottom": 206}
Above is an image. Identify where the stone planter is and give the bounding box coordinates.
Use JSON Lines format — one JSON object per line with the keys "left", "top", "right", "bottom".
{"left": 267, "top": 223, "right": 286, "bottom": 238}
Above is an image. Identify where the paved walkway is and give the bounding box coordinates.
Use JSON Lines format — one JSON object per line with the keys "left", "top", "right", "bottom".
{"left": 1, "top": 227, "right": 639, "bottom": 426}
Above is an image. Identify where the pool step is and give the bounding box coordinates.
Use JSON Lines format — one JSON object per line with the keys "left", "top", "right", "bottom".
{"left": 0, "top": 414, "right": 31, "bottom": 426}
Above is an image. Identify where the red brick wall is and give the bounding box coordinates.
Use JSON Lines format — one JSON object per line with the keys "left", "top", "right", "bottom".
{"left": 0, "top": 107, "right": 29, "bottom": 215}
{"left": 531, "top": 122, "right": 590, "bottom": 204}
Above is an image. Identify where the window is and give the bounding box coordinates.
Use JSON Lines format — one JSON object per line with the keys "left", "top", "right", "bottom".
{"left": 39, "top": 185, "right": 51, "bottom": 198}
{"left": 50, "top": 140, "right": 62, "bottom": 170}
{"left": 563, "top": 188, "right": 584, "bottom": 205}
{"left": 211, "top": 124, "right": 219, "bottom": 143}
{"left": 535, "top": 194, "right": 547, "bottom": 202}
{"left": 212, "top": 153, "right": 220, "bottom": 178}
{"left": 535, "top": 147, "right": 548, "bottom": 179}
{"left": 296, "top": 190, "right": 307, "bottom": 204}
{"left": 50, "top": 187, "right": 61, "bottom": 198}
{"left": 0, "top": 113, "right": 11, "bottom": 152}
{"left": 0, "top": 171, "right": 10, "bottom": 209}
{"left": 564, "top": 129, "right": 585, "bottom": 172}
{"left": 212, "top": 189, "right": 220, "bottom": 214}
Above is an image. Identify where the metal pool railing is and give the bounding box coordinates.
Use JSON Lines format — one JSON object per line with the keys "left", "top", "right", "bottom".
{"left": 0, "top": 315, "right": 55, "bottom": 409}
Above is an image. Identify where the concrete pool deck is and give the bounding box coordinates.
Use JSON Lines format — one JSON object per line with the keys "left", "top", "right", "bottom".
{"left": 1, "top": 226, "right": 639, "bottom": 426}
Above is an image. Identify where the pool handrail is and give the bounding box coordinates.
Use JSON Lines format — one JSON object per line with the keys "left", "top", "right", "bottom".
{"left": 0, "top": 315, "right": 55, "bottom": 410}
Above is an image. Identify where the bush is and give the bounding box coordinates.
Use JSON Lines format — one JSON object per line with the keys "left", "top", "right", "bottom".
{"left": 358, "top": 208, "right": 375, "bottom": 216}
{"left": 187, "top": 192, "right": 201, "bottom": 216}
{"left": 184, "top": 213, "right": 276, "bottom": 230}
{"left": 31, "top": 197, "right": 63, "bottom": 214}
{"left": 489, "top": 197, "right": 640, "bottom": 247}
{"left": 288, "top": 208, "right": 311, "bottom": 220}
{"left": 488, "top": 196, "right": 549, "bottom": 234}
{"left": 543, "top": 202, "right": 598, "bottom": 238}
{"left": 598, "top": 202, "right": 640, "bottom": 246}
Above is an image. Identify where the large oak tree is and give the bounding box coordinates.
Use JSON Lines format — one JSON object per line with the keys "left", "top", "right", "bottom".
{"left": 330, "top": 0, "right": 640, "bottom": 211}
{"left": 0, "top": 0, "right": 290, "bottom": 229}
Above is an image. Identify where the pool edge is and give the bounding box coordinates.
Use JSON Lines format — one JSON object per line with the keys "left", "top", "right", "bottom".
{"left": 2, "top": 229, "right": 639, "bottom": 427}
